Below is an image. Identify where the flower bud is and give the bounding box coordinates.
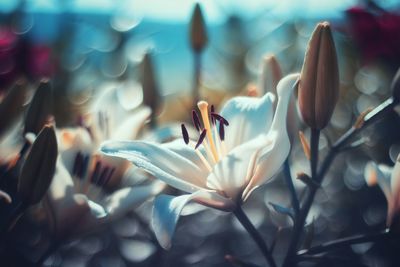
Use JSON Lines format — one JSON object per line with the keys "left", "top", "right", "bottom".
{"left": 0, "top": 79, "right": 28, "bottom": 138}
{"left": 24, "top": 79, "right": 53, "bottom": 135}
{"left": 141, "top": 53, "right": 161, "bottom": 117}
{"left": 260, "top": 54, "right": 282, "bottom": 95}
{"left": 391, "top": 67, "right": 400, "bottom": 102}
{"left": 298, "top": 22, "right": 339, "bottom": 129}
{"left": 18, "top": 125, "right": 58, "bottom": 205}
{"left": 189, "top": 3, "right": 208, "bottom": 52}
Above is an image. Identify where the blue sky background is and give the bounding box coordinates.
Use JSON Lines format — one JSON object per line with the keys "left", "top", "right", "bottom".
{"left": 1, "top": 0, "right": 399, "bottom": 96}
{"left": 1, "top": 0, "right": 399, "bottom": 23}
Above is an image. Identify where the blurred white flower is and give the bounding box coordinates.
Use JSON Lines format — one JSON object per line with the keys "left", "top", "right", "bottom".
{"left": 45, "top": 86, "right": 164, "bottom": 240}
{"left": 46, "top": 159, "right": 165, "bottom": 239}
{"left": 364, "top": 154, "right": 400, "bottom": 226}
{"left": 101, "top": 73, "right": 299, "bottom": 249}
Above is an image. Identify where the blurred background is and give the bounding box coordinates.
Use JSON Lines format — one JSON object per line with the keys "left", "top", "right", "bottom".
{"left": 1, "top": 0, "right": 400, "bottom": 267}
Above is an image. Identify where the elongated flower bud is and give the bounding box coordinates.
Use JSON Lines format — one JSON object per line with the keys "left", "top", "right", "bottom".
{"left": 260, "top": 54, "right": 282, "bottom": 95}
{"left": 24, "top": 79, "right": 53, "bottom": 135}
{"left": 18, "top": 125, "right": 57, "bottom": 205}
{"left": 298, "top": 22, "right": 339, "bottom": 129}
{"left": 190, "top": 3, "right": 208, "bottom": 52}
{"left": 391, "top": 67, "right": 400, "bottom": 102}
{"left": 141, "top": 53, "right": 161, "bottom": 117}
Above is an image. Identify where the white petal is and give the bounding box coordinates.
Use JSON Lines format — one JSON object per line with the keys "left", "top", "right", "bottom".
{"left": 242, "top": 132, "right": 289, "bottom": 201}
{"left": 111, "top": 106, "right": 151, "bottom": 140}
{"left": 87, "top": 198, "right": 108, "bottom": 218}
{"left": 163, "top": 139, "right": 210, "bottom": 173}
{"left": 152, "top": 191, "right": 234, "bottom": 249}
{"left": 104, "top": 181, "right": 166, "bottom": 220}
{"left": 48, "top": 160, "right": 75, "bottom": 201}
{"left": 101, "top": 140, "right": 207, "bottom": 193}
{"left": 220, "top": 92, "right": 275, "bottom": 151}
{"left": 242, "top": 74, "right": 299, "bottom": 200}
{"left": 75, "top": 196, "right": 108, "bottom": 234}
{"left": 206, "top": 137, "right": 265, "bottom": 201}
{"left": 152, "top": 194, "right": 193, "bottom": 250}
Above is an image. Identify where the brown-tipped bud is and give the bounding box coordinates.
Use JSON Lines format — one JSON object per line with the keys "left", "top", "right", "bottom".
{"left": 246, "top": 83, "right": 259, "bottom": 97}
{"left": 141, "top": 53, "right": 161, "bottom": 118}
{"left": 298, "top": 22, "right": 339, "bottom": 130}
{"left": 24, "top": 79, "right": 53, "bottom": 135}
{"left": 190, "top": 3, "right": 208, "bottom": 52}
{"left": 391, "top": 68, "right": 400, "bottom": 102}
{"left": 260, "top": 54, "right": 282, "bottom": 95}
{"left": 0, "top": 79, "right": 28, "bottom": 138}
{"left": 18, "top": 125, "right": 58, "bottom": 205}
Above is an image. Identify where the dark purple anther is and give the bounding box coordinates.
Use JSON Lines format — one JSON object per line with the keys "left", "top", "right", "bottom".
{"left": 181, "top": 124, "right": 190, "bottom": 144}
{"left": 192, "top": 110, "right": 202, "bottom": 131}
{"left": 91, "top": 161, "right": 101, "bottom": 183}
{"left": 211, "top": 113, "right": 229, "bottom": 126}
{"left": 210, "top": 105, "right": 215, "bottom": 125}
{"left": 195, "top": 129, "right": 207, "bottom": 149}
{"left": 219, "top": 122, "right": 225, "bottom": 141}
{"left": 96, "top": 167, "right": 110, "bottom": 186}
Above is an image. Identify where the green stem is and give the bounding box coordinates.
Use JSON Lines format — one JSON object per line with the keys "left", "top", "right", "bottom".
{"left": 297, "top": 229, "right": 392, "bottom": 257}
{"left": 283, "top": 159, "right": 300, "bottom": 216}
{"left": 233, "top": 206, "right": 277, "bottom": 267}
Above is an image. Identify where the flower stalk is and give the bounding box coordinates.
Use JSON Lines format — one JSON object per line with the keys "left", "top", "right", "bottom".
{"left": 283, "top": 159, "right": 300, "bottom": 216}
{"left": 233, "top": 206, "right": 277, "bottom": 267}
{"left": 297, "top": 229, "right": 392, "bottom": 258}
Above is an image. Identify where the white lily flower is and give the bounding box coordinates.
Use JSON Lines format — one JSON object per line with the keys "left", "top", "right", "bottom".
{"left": 364, "top": 154, "right": 400, "bottom": 226}
{"left": 44, "top": 85, "right": 163, "bottom": 239}
{"left": 46, "top": 158, "right": 165, "bottom": 239}
{"left": 101, "top": 73, "right": 299, "bottom": 249}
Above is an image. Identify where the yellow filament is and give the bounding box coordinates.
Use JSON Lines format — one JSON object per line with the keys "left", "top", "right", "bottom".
{"left": 197, "top": 101, "right": 219, "bottom": 162}
{"left": 213, "top": 124, "right": 222, "bottom": 158}
{"left": 203, "top": 140, "right": 217, "bottom": 164}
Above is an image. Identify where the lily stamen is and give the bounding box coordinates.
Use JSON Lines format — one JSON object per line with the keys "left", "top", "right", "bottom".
{"left": 210, "top": 105, "right": 215, "bottom": 125}
{"left": 191, "top": 110, "right": 202, "bottom": 131}
{"left": 218, "top": 123, "right": 227, "bottom": 156}
{"left": 72, "top": 152, "right": 90, "bottom": 191}
{"left": 197, "top": 101, "right": 219, "bottom": 162}
{"left": 181, "top": 124, "right": 190, "bottom": 144}
{"left": 195, "top": 129, "right": 207, "bottom": 149}
{"left": 182, "top": 101, "right": 231, "bottom": 165}
{"left": 211, "top": 113, "right": 229, "bottom": 126}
